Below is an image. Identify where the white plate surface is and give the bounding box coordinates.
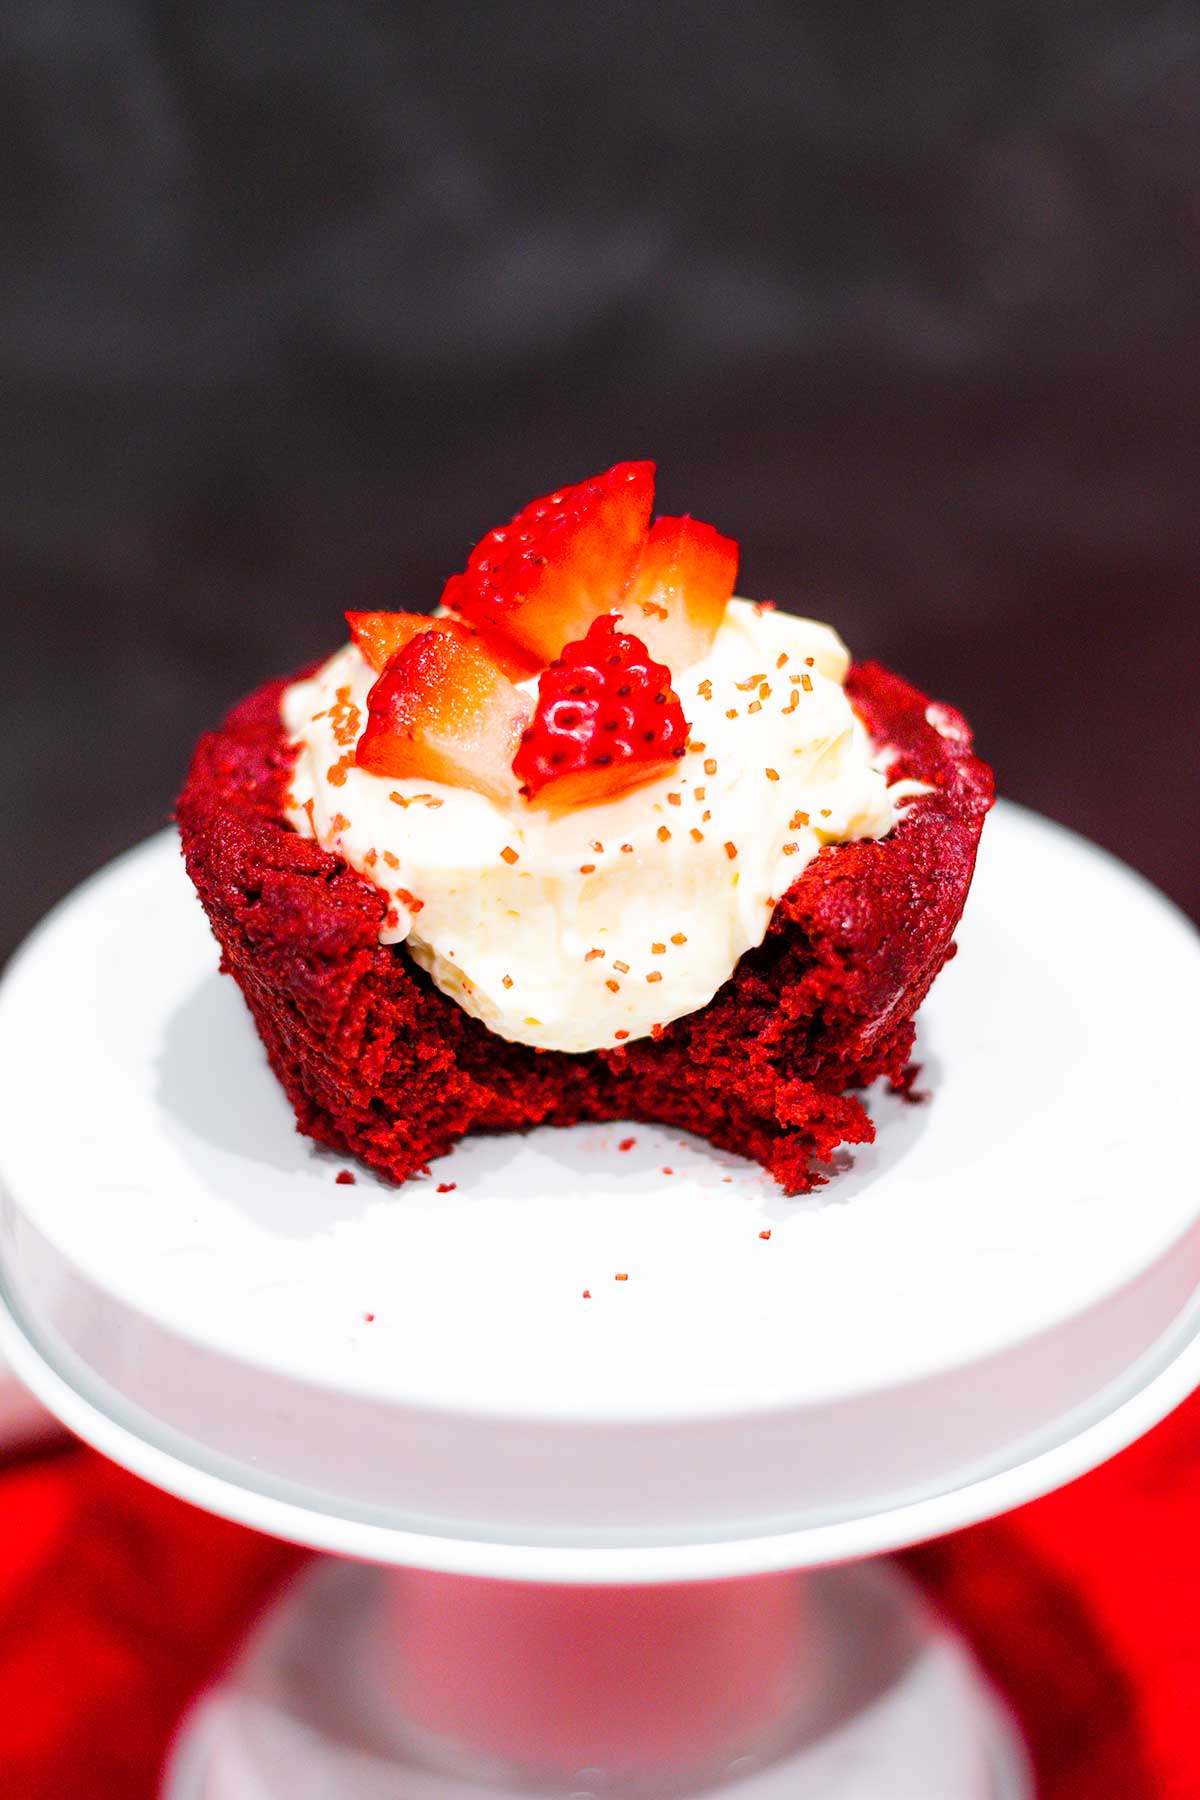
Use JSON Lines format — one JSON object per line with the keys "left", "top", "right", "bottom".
{"left": 0, "top": 803, "right": 1198, "bottom": 1578}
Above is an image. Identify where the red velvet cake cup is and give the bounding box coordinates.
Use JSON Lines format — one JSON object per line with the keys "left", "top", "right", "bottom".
{"left": 176, "top": 659, "right": 993, "bottom": 1194}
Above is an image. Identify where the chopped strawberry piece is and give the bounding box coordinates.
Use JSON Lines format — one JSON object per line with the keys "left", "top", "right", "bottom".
{"left": 346, "top": 610, "right": 540, "bottom": 682}
{"left": 620, "top": 515, "right": 738, "bottom": 672}
{"left": 356, "top": 631, "right": 531, "bottom": 804}
{"left": 346, "top": 611, "right": 431, "bottom": 672}
{"left": 513, "top": 614, "right": 689, "bottom": 808}
{"left": 442, "top": 461, "right": 655, "bottom": 663}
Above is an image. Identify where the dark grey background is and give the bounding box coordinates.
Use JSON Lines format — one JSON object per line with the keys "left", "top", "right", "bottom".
{"left": 3, "top": 0, "right": 1199, "bottom": 964}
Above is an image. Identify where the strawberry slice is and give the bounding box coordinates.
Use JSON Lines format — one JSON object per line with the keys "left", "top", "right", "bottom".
{"left": 619, "top": 515, "right": 738, "bottom": 672}
{"left": 442, "top": 461, "right": 655, "bottom": 663}
{"left": 513, "top": 614, "right": 689, "bottom": 808}
{"left": 356, "top": 631, "right": 531, "bottom": 804}
{"left": 346, "top": 611, "right": 431, "bottom": 672}
{"left": 346, "top": 610, "right": 540, "bottom": 682}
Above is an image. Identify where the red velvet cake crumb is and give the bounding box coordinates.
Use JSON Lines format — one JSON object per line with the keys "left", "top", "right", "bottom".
{"left": 176, "top": 657, "right": 992, "bottom": 1196}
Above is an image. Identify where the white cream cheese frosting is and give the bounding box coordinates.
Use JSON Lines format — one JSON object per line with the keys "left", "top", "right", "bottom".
{"left": 281, "top": 600, "right": 922, "bottom": 1053}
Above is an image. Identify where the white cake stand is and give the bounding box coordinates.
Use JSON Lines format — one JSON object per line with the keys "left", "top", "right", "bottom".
{"left": 1, "top": 803, "right": 1198, "bottom": 1799}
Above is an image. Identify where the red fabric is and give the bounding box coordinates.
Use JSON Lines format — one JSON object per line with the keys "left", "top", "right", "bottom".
{"left": 0, "top": 1400, "right": 1197, "bottom": 1798}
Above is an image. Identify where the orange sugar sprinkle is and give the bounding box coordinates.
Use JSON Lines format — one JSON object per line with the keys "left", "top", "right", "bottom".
{"left": 657, "top": 825, "right": 671, "bottom": 842}
{"left": 668, "top": 792, "right": 682, "bottom": 806}
{"left": 736, "top": 672, "right": 767, "bottom": 690}
{"left": 579, "top": 862, "right": 596, "bottom": 873}
{"left": 501, "top": 975, "right": 513, "bottom": 988}
{"left": 747, "top": 699, "right": 762, "bottom": 714}
{"left": 310, "top": 710, "right": 327, "bottom": 722}
{"left": 690, "top": 827, "right": 704, "bottom": 842}
{"left": 385, "top": 907, "right": 399, "bottom": 928}
{"left": 783, "top": 692, "right": 799, "bottom": 714}
{"left": 620, "top": 842, "right": 634, "bottom": 854}
{"left": 821, "top": 808, "right": 832, "bottom": 818}
{"left": 694, "top": 786, "right": 706, "bottom": 801}
{"left": 585, "top": 947, "right": 606, "bottom": 961}
{"left": 590, "top": 839, "right": 605, "bottom": 853}
{"left": 765, "top": 768, "right": 779, "bottom": 781}
{"left": 606, "top": 979, "right": 621, "bottom": 992}
{"left": 726, "top": 708, "right": 738, "bottom": 719}
{"left": 790, "top": 810, "right": 810, "bottom": 828}
{"left": 702, "top": 809, "right": 712, "bottom": 821}
{"left": 759, "top": 1229, "right": 772, "bottom": 1240}
{"left": 329, "top": 811, "right": 350, "bottom": 832}
{"left": 776, "top": 652, "right": 789, "bottom": 669}
{"left": 500, "top": 845, "right": 519, "bottom": 864}
{"left": 805, "top": 656, "right": 814, "bottom": 666}
{"left": 697, "top": 678, "right": 713, "bottom": 699}
{"left": 689, "top": 740, "right": 706, "bottom": 752}
{"left": 326, "top": 752, "right": 355, "bottom": 786}
{"left": 382, "top": 850, "right": 400, "bottom": 869}
{"left": 704, "top": 757, "right": 718, "bottom": 775}
{"left": 363, "top": 847, "right": 378, "bottom": 867}
{"left": 646, "top": 970, "right": 663, "bottom": 983}
{"left": 801, "top": 673, "right": 813, "bottom": 692}
{"left": 782, "top": 842, "right": 798, "bottom": 855}
{"left": 640, "top": 599, "right": 668, "bottom": 619}
{"left": 724, "top": 841, "right": 738, "bottom": 860}
{"left": 662, "top": 1167, "right": 674, "bottom": 1175}
{"left": 759, "top": 682, "right": 771, "bottom": 699}
{"left": 615, "top": 1272, "right": 628, "bottom": 1280}
{"left": 613, "top": 960, "right": 630, "bottom": 974}
{"left": 328, "top": 687, "right": 362, "bottom": 747}
{"left": 614, "top": 1031, "right": 630, "bottom": 1042}
{"left": 651, "top": 942, "right": 666, "bottom": 954}
{"left": 670, "top": 931, "right": 688, "bottom": 945}
{"left": 396, "top": 888, "right": 425, "bottom": 914}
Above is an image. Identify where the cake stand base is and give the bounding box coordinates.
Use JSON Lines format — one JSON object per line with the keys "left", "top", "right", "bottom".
{"left": 164, "top": 1560, "right": 1030, "bottom": 1800}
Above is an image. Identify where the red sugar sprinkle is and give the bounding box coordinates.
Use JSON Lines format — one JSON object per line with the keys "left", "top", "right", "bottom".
{"left": 582, "top": 1289, "right": 592, "bottom": 1299}
{"left": 614, "top": 1029, "right": 630, "bottom": 1040}
{"left": 619, "top": 1137, "right": 636, "bottom": 1151}
{"left": 335, "top": 1169, "right": 356, "bottom": 1185}
{"left": 436, "top": 1181, "right": 457, "bottom": 1193}
{"left": 363, "top": 1312, "right": 375, "bottom": 1322}
{"left": 662, "top": 1166, "right": 674, "bottom": 1175}
{"left": 759, "top": 1229, "right": 772, "bottom": 1240}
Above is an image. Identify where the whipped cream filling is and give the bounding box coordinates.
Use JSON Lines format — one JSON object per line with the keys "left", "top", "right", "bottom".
{"left": 281, "top": 600, "right": 924, "bottom": 1054}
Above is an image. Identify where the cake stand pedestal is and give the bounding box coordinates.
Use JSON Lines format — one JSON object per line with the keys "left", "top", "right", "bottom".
{"left": 1, "top": 805, "right": 1197, "bottom": 1799}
